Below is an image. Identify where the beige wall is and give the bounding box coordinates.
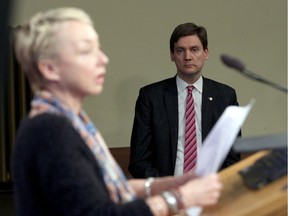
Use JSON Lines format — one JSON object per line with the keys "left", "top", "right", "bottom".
{"left": 10, "top": 0, "right": 287, "bottom": 147}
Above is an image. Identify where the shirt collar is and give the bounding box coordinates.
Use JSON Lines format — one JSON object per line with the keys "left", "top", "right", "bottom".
{"left": 176, "top": 75, "right": 203, "bottom": 94}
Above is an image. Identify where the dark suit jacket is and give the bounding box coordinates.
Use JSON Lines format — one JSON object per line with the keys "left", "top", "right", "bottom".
{"left": 129, "top": 76, "right": 241, "bottom": 178}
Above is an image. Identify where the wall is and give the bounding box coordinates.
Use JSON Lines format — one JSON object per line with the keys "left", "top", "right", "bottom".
{"left": 10, "top": 0, "right": 287, "bottom": 147}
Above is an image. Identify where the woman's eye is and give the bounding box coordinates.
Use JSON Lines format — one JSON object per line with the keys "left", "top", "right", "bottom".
{"left": 80, "top": 48, "right": 93, "bottom": 54}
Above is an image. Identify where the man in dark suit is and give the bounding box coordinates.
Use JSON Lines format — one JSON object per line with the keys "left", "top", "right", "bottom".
{"left": 129, "top": 22, "right": 241, "bottom": 178}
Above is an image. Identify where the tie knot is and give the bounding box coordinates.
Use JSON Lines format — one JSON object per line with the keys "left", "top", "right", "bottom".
{"left": 187, "top": 85, "right": 193, "bottom": 94}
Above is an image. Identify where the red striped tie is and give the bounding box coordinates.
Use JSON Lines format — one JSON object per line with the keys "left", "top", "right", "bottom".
{"left": 184, "top": 86, "right": 197, "bottom": 173}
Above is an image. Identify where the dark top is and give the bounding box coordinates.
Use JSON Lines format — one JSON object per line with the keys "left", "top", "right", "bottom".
{"left": 129, "top": 76, "right": 241, "bottom": 178}
{"left": 13, "top": 113, "right": 153, "bottom": 216}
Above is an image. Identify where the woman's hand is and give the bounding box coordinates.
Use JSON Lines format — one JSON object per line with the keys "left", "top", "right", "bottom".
{"left": 179, "top": 173, "right": 223, "bottom": 207}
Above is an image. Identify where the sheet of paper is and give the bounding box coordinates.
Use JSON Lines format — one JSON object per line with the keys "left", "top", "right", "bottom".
{"left": 186, "top": 99, "right": 255, "bottom": 216}
{"left": 196, "top": 99, "right": 255, "bottom": 176}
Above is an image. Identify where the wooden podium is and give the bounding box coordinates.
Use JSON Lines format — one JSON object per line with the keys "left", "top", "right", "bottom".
{"left": 201, "top": 151, "right": 287, "bottom": 216}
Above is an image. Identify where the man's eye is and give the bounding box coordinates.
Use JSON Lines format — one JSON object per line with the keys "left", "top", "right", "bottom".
{"left": 192, "top": 48, "right": 199, "bottom": 53}
{"left": 176, "top": 49, "right": 183, "bottom": 54}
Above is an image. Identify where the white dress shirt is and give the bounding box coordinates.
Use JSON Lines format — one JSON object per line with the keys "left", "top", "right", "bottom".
{"left": 174, "top": 75, "right": 203, "bottom": 176}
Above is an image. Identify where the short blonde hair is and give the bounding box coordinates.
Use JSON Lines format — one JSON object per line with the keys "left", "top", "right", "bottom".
{"left": 14, "top": 7, "right": 93, "bottom": 91}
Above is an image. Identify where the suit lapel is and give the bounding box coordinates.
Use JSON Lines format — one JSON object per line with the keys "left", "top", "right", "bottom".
{"left": 163, "top": 77, "right": 178, "bottom": 162}
{"left": 202, "top": 77, "right": 216, "bottom": 141}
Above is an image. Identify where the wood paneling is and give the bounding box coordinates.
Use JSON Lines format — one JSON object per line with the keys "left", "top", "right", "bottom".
{"left": 109, "top": 147, "right": 131, "bottom": 178}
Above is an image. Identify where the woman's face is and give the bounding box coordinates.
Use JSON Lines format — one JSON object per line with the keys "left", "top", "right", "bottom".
{"left": 51, "top": 20, "right": 109, "bottom": 99}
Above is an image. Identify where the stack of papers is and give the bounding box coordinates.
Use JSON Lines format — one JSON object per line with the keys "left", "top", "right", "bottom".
{"left": 187, "top": 99, "right": 255, "bottom": 216}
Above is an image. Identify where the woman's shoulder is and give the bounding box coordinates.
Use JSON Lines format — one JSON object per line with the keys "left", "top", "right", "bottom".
{"left": 15, "top": 113, "right": 78, "bottom": 148}
{"left": 18, "top": 113, "right": 73, "bottom": 132}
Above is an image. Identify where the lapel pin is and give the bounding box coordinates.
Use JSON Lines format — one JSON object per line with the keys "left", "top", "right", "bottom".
{"left": 208, "top": 97, "right": 213, "bottom": 101}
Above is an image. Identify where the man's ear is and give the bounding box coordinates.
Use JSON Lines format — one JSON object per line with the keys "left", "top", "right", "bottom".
{"left": 38, "top": 59, "right": 60, "bottom": 81}
{"left": 204, "top": 48, "right": 209, "bottom": 60}
{"left": 170, "top": 52, "right": 175, "bottom": 62}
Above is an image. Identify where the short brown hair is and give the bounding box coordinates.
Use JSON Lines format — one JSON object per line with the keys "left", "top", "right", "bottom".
{"left": 169, "top": 22, "right": 208, "bottom": 53}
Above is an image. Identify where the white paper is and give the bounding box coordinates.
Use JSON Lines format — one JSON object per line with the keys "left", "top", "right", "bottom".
{"left": 196, "top": 99, "right": 255, "bottom": 176}
{"left": 186, "top": 99, "right": 255, "bottom": 216}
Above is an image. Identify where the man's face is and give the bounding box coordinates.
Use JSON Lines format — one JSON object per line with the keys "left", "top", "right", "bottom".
{"left": 170, "top": 35, "right": 208, "bottom": 82}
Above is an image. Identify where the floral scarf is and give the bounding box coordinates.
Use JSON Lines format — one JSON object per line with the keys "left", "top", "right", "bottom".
{"left": 29, "top": 90, "right": 136, "bottom": 203}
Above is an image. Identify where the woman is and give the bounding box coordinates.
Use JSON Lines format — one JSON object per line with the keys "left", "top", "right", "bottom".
{"left": 13, "top": 7, "right": 222, "bottom": 216}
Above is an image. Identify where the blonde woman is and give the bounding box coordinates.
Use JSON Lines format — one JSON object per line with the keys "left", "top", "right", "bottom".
{"left": 13, "top": 7, "right": 222, "bottom": 216}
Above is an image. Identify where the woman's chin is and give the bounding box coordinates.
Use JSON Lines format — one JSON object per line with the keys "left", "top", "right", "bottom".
{"left": 93, "top": 86, "right": 104, "bottom": 95}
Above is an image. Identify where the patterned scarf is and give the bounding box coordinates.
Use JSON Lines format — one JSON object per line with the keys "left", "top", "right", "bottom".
{"left": 29, "top": 90, "right": 136, "bottom": 203}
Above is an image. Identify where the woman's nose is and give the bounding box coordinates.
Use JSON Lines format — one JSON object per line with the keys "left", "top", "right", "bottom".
{"left": 99, "top": 51, "right": 109, "bottom": 65}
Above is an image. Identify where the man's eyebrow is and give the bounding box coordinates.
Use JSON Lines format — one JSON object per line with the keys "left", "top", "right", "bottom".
{"left": 175, "top": 45, "right": 184, "bottom": 49}
{"left": 175, "top": 45, "right": 200, "bottom": 49}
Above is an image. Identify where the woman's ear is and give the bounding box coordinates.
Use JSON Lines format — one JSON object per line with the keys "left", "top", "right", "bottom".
{"left": 38, "top": 59, "right": 60, "bottom": 81}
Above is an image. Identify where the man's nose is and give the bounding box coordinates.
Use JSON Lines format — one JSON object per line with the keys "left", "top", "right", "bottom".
{"left": 184, "top": 50, "right": 192, "bottom": 60}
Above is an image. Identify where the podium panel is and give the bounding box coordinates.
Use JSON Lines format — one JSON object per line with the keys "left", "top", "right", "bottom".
{"left": 201, "top": 151, "right": 287, "bottom": 216}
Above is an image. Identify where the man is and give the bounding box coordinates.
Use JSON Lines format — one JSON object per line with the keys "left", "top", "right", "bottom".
{"left": 129, "top": 22, "right": 241, "bottom": 178}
